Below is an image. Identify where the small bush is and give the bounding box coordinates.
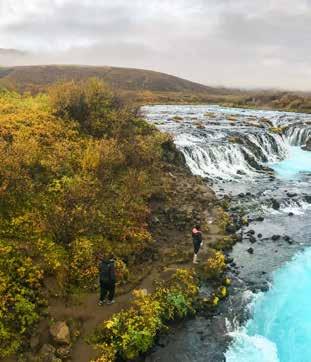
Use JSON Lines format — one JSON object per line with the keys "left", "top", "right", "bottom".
{"left": 203, "top": 250, "right": 226, "bottom": 280}
{"left": 0, "top": 240, "right": 45, "bottom": 357}
{"left": 91, "top": 269, "right": 198, "bottom": 361}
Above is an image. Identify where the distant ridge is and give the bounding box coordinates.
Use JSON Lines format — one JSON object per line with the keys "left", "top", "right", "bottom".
{"left": 0, "top": 65, "right": 222, "bottom": 93}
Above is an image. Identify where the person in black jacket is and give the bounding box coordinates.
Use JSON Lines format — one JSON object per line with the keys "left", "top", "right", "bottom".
{"left": 192, "top": 225, "right": 203, "bottom": 264}
{"left": 98, "top": 254, "right": 116, "bottom": 306}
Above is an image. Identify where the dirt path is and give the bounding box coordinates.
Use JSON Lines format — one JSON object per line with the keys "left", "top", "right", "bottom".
{"left": 48, "top": 216, "right": 223, "bottom": 362}
{"left": 47, "top": 167, "right": 225, "bottom": 362}
{"left": 49, "top": 262, "right": 193, "bottom": 361}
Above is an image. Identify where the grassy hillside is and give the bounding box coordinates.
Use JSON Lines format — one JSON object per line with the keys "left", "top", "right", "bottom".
{"left": 1, "top": 65, "right": 311, "bottom": 113}
{"left": 0, "top": 65, "right": 218, "bottom": 94}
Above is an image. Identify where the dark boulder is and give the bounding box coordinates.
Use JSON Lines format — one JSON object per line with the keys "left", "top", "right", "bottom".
{"left": 247, "top": 247, "right": 254, "bottom": 254}
{"left": 249, "top": 235, "right": 257, "bottom": 244}
{"left": 272, "top": 234, "right": 281, "bottom": 241}
{"left": 271, "top": 199, "right": 280, "bottom": 210}
{"left": 305, "top": 195, "right": 311, "bottom": 203}
{"left": 287, "top": 192, "right": 297, "bottom": 198}
{"left": 226, "top": 224, "right": 237, "bottom": 234}
{"left": 255, "top": 216, "right": 265, "bottom": 222}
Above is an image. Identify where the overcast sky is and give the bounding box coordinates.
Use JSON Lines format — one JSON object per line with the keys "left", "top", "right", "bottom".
{"left": 1, "top": 0, "right": 311, "bottom": 90}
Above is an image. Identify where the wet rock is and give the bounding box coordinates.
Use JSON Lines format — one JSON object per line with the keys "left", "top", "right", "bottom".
{"left": 272, "top": 234, "right": 281, "bottom": 241}
{"left": 249, "top": 236, "right": 257, "bottom": 244}
{"left": 226, "top": 224, "right": 236, "bottom": 234}
{"left": 247, "top": 229, "right": 255, "bottom": 235}
{"left": 257, "top": 233, "right": 263, "bottom": 238}
{"left": 283, "top": 235, "right": 293, "bottom": 244}
{"left": 50, "top": 321, "right": 70, "bottom": 345}
{"left": 261, "top": 284, "right": 269, "bottom": 292}
{"left": 305, "top": 195, "right": 311, "bottom": 203}
{"left": 271, "top": 199, "right": 280, "bottom": 210}
{"left": 255, "top": 216, "right": 264, "bottom": 222}
{"left": 287, "top": 192, "right": 297, "bottom": 198}
{"left": 288, "top": 212, "right": 294, "bottom": 217}
{"left": 247, "top": 247, "right": 254, "bottom": 254}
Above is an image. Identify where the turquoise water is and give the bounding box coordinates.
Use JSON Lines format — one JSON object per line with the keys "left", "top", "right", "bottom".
{"left": 271, "top": 147, "right": 311, "bottom": 179}
{"left": 226, "top": 145, "right": 311, "bottom": 362}
{"left": 226, "top": 249, "right": 311, "bottom": 362}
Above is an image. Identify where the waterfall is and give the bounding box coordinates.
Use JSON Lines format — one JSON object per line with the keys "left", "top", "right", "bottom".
{"left": 285, "top": 125, "right": 311, "bottom": 146}
{"left": 143, "top": 104, "right": 310, "bottom": 181}
{"left": 175, "top": 131, "right": 288, "bottom": 181}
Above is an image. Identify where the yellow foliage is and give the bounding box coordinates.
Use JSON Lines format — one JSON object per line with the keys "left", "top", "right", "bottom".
{"left": 0, "top": 82, "right": 170, "bottom": 356}
{"left": 204, "top": 250, "right": 226, "bottom": 280}
{"left": 92, "top": 269, "right": 199, "bottom": 361}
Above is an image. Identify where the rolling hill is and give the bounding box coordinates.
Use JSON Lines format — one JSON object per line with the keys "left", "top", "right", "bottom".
{"left": 0, "top": 65, "right": 221, "bottom": 94}
{"left": 1, "top": 64, "right": 311, "bottom": 113}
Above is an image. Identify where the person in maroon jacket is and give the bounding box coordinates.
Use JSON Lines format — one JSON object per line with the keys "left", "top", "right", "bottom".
{"left": 192, "top": 225, "right": 203, "bottom": 264}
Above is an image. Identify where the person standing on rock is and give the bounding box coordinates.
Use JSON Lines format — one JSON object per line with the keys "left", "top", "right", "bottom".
{"left": 98, "top": 254, "right": 116, "bottom": 306}
{"left": 192, "top": 225, "right": 203, "bottom": 264}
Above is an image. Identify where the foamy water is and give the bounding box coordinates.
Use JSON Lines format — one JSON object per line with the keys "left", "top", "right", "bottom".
{"left": 144, "top": 105, "right": 311, "bottom": 362}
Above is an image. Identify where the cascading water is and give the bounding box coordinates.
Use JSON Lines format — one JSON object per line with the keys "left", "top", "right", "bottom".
{"left": 144, "top": 105, "right": 293, "bottom": 181}
{"left": 144, "top": 104, "right": 311, "bottom": 362}
{"left": 284, "top": 124, "right": 311, "bottom": 146}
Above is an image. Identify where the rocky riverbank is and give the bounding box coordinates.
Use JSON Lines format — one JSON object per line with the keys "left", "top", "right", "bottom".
{"left": 142, "top": 104, "right": 311, "bottom": 362}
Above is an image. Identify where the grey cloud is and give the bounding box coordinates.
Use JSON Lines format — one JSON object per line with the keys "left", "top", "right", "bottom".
{"left": 0, "top": 0, "right": 311, "bottom": 90}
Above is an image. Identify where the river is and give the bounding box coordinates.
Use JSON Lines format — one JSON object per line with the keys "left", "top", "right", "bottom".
{"left": 143, "top": 105, "right": 311, "bottom": 362}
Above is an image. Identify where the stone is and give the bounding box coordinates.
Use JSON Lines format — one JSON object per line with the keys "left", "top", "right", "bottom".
{"left": 247, "top": 247, "right": 254, "bottom": 254}
{"left": 226, "top": 224, "right": 236, "bottom": 234}
{"left": 56, "top": 345, "right": 71, "bottom": 359}
{"left": 39, "top": 344, "right": 56, "bottom": 362}
{"left": 257, "top": 233, "right": 263, "bottom": 238}
{"left": 288, "top": 212, "right": 294, "bottom": 217}
{"left": 50, "top": 321, "right": 70, "bottom": 345}
{"left": 287, "top": 192, "right": 297, "bottom": 198}
{"left": 305, "top": 195, "right": 311, "bottom": 203}
{"left": 255, "top": 216, "right": 264, "bottom": 222}
{"left": 272, "top": 234, "right": 281, "bottom": 241}
{"left": 249, "top": 236, "right": 257, "bottom": 244}
{"left": 271, "top": 199, "right": 280, "bottom": 210}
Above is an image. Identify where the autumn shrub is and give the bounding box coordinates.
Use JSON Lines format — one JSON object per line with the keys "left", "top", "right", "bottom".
{"left": 91, "top": 269, "right": 198, "bottom": 361}
{"left": 203, "top": 250, "right": 226, "bottom": 280}
{"left": 0, "top": 82, "right": 170, "bottom": 357}
{"left": 0, "top": 240, "right": 45, "bottom": 358}
{"left": 49, "top": 78, "right": 124, "bottom": 137}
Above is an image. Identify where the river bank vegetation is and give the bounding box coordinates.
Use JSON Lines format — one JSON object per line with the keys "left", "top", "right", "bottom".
{"left": 0, "top": 79, "right": 233, "bottom": 360}
{"left": 0, "top": 79, "right": 172, "bottom": 357}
